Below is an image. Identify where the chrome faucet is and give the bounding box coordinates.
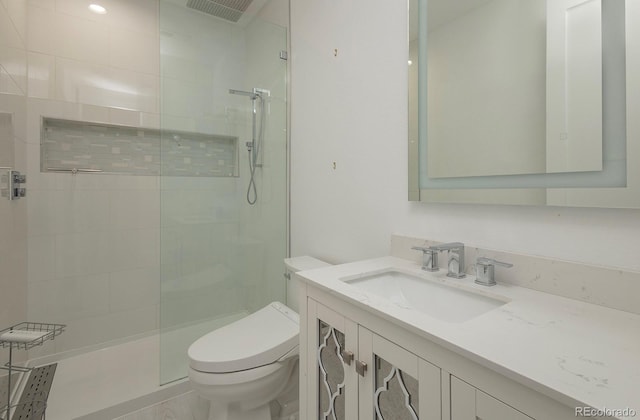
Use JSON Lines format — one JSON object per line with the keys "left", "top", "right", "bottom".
{"left": 411, "top": 246, "right": 439, "bottom": 271}
{"left": 430, "top": 242, "right": 466, "bottom": 278}
{"left": 475, "top": 257, "right": 513, "bottom": 286}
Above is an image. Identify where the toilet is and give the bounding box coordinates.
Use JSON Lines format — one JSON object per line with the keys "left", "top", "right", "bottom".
{"left": 188, "top": 257, "right": 330, "bottom": 420}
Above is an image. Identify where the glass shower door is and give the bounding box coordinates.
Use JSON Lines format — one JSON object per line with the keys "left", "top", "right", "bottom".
{"left": 159, "top": 0, "right": 288, "bottom": 385}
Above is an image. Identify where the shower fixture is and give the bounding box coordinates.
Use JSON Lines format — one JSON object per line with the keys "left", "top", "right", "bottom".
{"left": 229, "top": 87, "right": 270, "bottom": 205}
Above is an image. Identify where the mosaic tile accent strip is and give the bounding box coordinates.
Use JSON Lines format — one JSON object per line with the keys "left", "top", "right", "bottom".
{"left": 41, "top": 118, "right": 238, "bottom": 177}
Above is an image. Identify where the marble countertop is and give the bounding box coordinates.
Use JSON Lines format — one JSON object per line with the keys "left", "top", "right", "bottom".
{"left": 296, "top": 256, "right": 640, "bottom": 419}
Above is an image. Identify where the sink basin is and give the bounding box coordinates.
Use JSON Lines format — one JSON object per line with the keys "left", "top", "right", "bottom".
{"left": 342, "top": 270, "right": 507, "bottom": 323}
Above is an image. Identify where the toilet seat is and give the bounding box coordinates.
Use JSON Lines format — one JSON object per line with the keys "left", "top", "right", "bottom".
{"left": 188, "top": 302, "right": 299, "bottom": 374}
{"left": 189, "top": 361, "right": 285, "bottom": 386}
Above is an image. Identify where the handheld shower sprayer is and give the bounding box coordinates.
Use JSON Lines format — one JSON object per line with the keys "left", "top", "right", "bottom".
{"left": 229, "top": 87, "right": 269, "bottom": 205}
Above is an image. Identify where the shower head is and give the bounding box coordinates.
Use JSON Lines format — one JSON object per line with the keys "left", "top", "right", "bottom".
{"left": 229, "top": 89, "right": 260, "bottom": 100}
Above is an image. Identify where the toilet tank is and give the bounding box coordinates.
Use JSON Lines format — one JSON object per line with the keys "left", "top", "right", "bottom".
{"left": 284, "top": 256, "right": 331, "bottom": 312}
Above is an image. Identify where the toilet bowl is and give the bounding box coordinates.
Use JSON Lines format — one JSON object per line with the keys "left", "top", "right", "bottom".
{"left": 188, "top": 257, "right": 331, "bottom": 420}
{"left": 189, "top": 302, "right": 299, "bottom": 420}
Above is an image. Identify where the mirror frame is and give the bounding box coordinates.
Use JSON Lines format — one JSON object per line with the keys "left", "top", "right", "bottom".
{"left": 409, "top": 0, "right": 640, "bottom": 208}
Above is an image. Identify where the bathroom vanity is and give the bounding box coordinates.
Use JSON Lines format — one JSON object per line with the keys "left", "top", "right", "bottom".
{"left": 296, "top": 255, "right": 640, "bottom": 420}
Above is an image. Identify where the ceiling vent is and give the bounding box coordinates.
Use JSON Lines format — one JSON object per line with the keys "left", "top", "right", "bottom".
{"left": 186, "top": 0, "right": 254, "bottom": 22}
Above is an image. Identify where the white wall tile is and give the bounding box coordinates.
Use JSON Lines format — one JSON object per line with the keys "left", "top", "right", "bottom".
{"left": 55, "top": 57, "right": 159, "bottom": 112}
{"left": 27, "top": 0, "right": 53, "bottom": 11}
{"left": 109, "top": 189, "right": 160, "bottom": 229}
{"left": 0, "top": 45, "right": 27, "bottom": 94}
{"left": 0, "top": 64, "right": 22, "bottom": 94}
{"left": 28, "top": 273, "right": 110, "bottom": 322}
{"left": 161, "top": 77, "right": 212, "bottom": 118}
{"left": 160, "top": 53, "right": 212, "bottom": 85}
{"left": 60, "top": 173, "right": 118, "bottom": 191}
{"left": 0, "top": 112, "right": 14, "bottom": 167}
{"left": 52, "top": 305, "right": 157, "bottom": 352}
{"left": 25, "top": 6, "right": 55, "bottom": 53}
{"left": 109, "top": 267, "right": 160, "bottom": 313}
{"left": 0, "top": 4, "right": 23, "bottom": 50}
{"left": 110, "top": 228, "right": 159, "bottom": 272}
{"left": 27, "top": 189, "right": 110, "bottom": 235}
{"left": 5, "top": 0, "right": 27, "bottom": 43}
{"left": 53, "top": 57, "right": 109, "bottom": 103}
{"left": 104, "top": 69, "right": 158, "bottom": 114}
{"left": 79, "top": 103, "right": 109, "bottom": 123}
{"left": 26, "top": 143, "right": 59, "bottom": 191}
{"left": 55, "top": 231, "right": 111, "bottom": 278}
{"left": 102, "top": 305, "right": 159, "bottom": 344}
{"left": 27, "top": 189, "right": 58, "bottom": 235}
{"left": 0, "top": 93, "right": 26, "bottom": 140}
{"left": 26, "top": 98, "right": 82, "bottom": 144}
{"left": 103, "top": 0, "right": 159, "bottom": 36}
{"left": 109, "top": 27, "right": 159, "bottom": 75}
{"left": 54, "top": 0, "right": 111, "bottom": 23}
{"left": 54, "top": 189, "right": 111, "bottom": 233}
{"left": 28, "top": 5, "right": 109, "bottom": 64}
{"left": 113, "top": 174, "right": 159, "bottom": 190}
{"left": 108, "top": 107, "right": 141, "bottom": 127}
{"left": 27, "top": 234, "right": 56, "bottom": 283}
{"left": 140, "top": 112, "right": 160, "bottom": 129}
{"left": 160, "top": 114, "right": 195, "bottom": 132}
{"left": 27, "top": 52, "right": 55, "bottom": 98}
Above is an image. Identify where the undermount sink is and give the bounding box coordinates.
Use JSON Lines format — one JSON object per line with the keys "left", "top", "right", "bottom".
{"left": 342, "top": 270, "right": 508, "bottom": 323}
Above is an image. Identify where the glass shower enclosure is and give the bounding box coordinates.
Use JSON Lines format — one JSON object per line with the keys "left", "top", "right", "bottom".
{"left": 158, "top": 0, "right": 289, "bottom": 384}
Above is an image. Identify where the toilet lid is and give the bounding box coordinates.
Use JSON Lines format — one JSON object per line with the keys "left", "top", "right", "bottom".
{"left": 188, "top": 302, "right": 299, "bottom": 373}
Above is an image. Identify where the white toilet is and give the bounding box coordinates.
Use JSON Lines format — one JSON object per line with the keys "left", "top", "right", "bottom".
{"left": 188, "top": 257, "right": 330, "bottom": 420}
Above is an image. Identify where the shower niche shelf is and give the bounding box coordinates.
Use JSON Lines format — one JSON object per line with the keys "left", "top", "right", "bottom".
{"left": 0, "top": 322, "right": 65, "bottom": 420}
{"left": 41, "top": 117, "right": 239, "bottom": 177}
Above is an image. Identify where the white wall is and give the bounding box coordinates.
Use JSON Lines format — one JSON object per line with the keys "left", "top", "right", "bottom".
{"left": 290, "top": 0, "right": 640, "bottom": 272}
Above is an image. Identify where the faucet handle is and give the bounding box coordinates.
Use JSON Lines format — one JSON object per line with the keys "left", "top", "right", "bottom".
{"left": 411, "top": 246, "right": 439, "bottom": 272}
{"left": 476, "top": 257, "right": 513, "bottom": 269}
{"left": 475, "top": 257, "right": 513, "bottom": 286}
{"left": 411, "top": 245, "right": 431, "bottom": 252}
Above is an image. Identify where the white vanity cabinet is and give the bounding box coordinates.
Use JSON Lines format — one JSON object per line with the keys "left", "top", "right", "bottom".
{"left": 451, "top": 376, "right": 533, "bottom": 420}
{"left": 306, "top": 298, "right": 442, "bottom": 420}
{"left": 300, "top": 283, "right": 578, "bottom": 420}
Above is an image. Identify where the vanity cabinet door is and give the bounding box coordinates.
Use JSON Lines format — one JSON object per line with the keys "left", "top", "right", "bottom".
{"left": 307, "top": 299, "right": 359, "bottom": 420}
{"left": 358, "top": 327, "right": 442, "bottom": 420}
{"left": 451, "top": 376, "right": 534, "bottom": 420}
{"left": 307, "top": 299, "right": 442, "bottom": 420}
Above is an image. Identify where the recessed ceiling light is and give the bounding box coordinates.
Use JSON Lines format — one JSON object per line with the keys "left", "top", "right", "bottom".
{"left": 408, "top": 60, "right": 413, "bottom": 66}
{"left": 88, "top": 4, "right": 107, "bottom": 14}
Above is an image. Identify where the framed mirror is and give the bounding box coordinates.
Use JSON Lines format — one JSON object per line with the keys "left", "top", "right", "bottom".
{"left": 409, "top": 0, "right": 640, "bottom": 208}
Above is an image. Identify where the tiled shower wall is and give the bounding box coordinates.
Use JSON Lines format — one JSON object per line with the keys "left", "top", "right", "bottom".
{"left": 25, "top": 0, "right": 163, "bottom": 356}
{"left": 0, "top": 0, "right": 28, "bottom": 372}
{"left": 23, "top": 0, "right": 262, "bottom": 355}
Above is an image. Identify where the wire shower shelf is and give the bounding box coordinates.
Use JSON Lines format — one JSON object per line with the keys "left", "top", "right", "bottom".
{"left": 0, "top": 323, "right": 65, "bottom": 351}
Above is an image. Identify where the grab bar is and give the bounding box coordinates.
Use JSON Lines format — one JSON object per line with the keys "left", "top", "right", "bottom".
{"left": 46, "top": 168, "right": 103, "bottom": 174}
